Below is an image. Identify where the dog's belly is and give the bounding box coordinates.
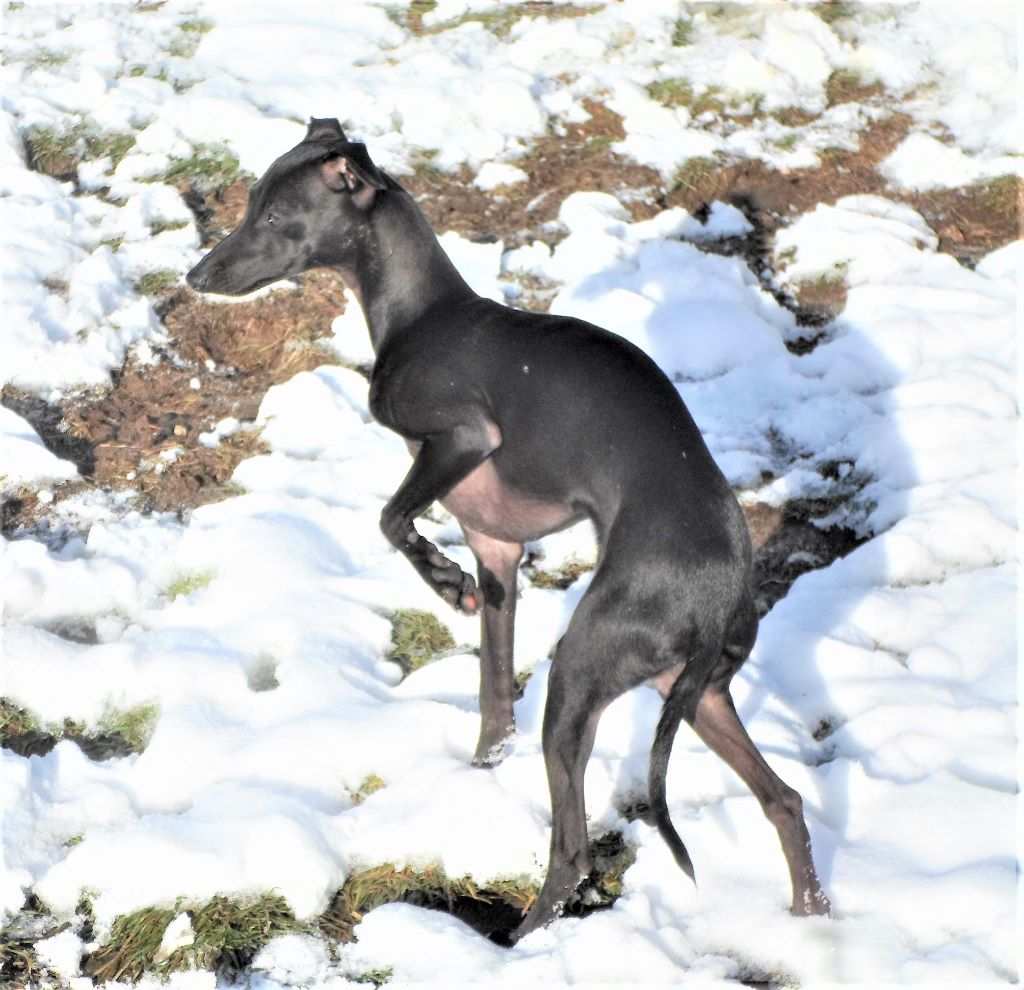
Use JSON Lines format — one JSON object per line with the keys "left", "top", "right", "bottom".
{"left": 442, "top": 457, "right": 581, "bottom": 544}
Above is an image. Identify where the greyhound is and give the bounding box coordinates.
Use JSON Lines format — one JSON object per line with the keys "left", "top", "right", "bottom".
{"left": 186, "top": 118, "right": 831, "bottom": 942}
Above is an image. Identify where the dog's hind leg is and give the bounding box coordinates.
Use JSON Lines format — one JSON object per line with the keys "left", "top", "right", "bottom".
{"left": 692, "top": 685, "right": 831, "bottom": 916}
{"left": 510, "top": 619, "right": 619, "bottom": 942}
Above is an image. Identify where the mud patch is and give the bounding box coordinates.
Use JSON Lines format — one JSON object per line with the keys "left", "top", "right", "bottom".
{"left": 743, "top": 500, "right": 863, "bottom": 617}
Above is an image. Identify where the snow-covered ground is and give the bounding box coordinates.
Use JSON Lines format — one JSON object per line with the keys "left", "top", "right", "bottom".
{"left": 1, "top": 1, "right": 1019, "bottom": 987}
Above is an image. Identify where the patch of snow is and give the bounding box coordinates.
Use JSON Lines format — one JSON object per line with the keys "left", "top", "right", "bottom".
{"left": 473, "top": 161, "right": 529, "bottom": 190}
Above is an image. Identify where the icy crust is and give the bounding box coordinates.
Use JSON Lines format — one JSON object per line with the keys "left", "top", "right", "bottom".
{"left": 2, "top": 192, "right": 1018, "bottom": 984}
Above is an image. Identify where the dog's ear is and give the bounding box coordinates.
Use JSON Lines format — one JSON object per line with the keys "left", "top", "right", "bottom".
{"left": 305, "top": 117, "right": 347, "bottom": 142}
{"left": 321, "top": 143, "right": 388, "bottom": 210}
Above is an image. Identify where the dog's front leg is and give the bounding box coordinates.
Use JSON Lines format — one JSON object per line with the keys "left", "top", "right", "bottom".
{"left": 380, "top": 425, "right": 497, "bottom": 614}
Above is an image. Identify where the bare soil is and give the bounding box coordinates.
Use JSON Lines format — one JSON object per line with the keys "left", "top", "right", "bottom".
{"left": 402, "top": 99, "right": 664, "bottom": 247}
{"left": 1, "top": 271, "right": 346, "bottom": 529}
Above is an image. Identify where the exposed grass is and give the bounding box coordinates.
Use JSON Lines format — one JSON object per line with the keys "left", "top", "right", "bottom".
{"left": 150, "top": 218, "right": 190, "bottom": 235}
{"left": 390, "top": 0, "right": 438, "bottom": 32}
{"left": 388, "top": 608, "right": 456, "bottom": 676}
{"left": 27, "top": 47, "right": 71, "bottom": 68}
{"left": 161, "top": 142, "right": 248, "bottom": 195}
{"left": 319, "top": 863, "right": 537, "bottom": 943}
{"left": 166, "top": 18, "right": 213, "bottom": 59}
{"left": 0, "top": 697, "right": 42, "bottom": 737}
{"left": 85, "top": 905, "right": 177, "bottom": 984}
{"left": 647, "top": 77, "right": 694, "bottom": 108}
{"left": 825, "top": 68, "right": 883, "bottom": 107}
{"left": 770, "top": 105, "right": 819, "bottom": 128}
{"left": 670, "top": 16, "right": 695, "bottom": 46}
{"left": 179, "top": 16, "right": 214, "bottom": 34}
{"left": 671, "top": 155, "right": 724, "bottom": 193}
{"left": 647, "top": 79, "right": 730, "bottom": 119}
{"left": 813, "top": 0, "right": 856, "bottom": 24}
{"left": 84, "top": 894, "right": 300, "bottom": 984}
{"left": 691, "top": 86, "right": 730, "bottom": 118}
{"left": 135, "top": 268, "right": 181, "bottom": 296}
{"left": 94, "top": 702, "right": 159, "bottom": 753}
{"left": 398, "top": 1, "right": 598, "bottom": 39}
{"left": 351, "top": 773, "right": 387, "bottom": 805}
{"left": 165, "top": 568, "right": 216, "bottom": 599}
{"left": 407, "top": 147, "right": 446, "bottom": 182}
{"left": 0, "top": 910, "right": 63, "bottom": 987}
{"left": 353, "top": 966, "right": 394, "bottom": 986}
{"left": 525, "top": 557, "right": 593, "bottom": 590}
{"left": 773, "top": 131, "right": 801, "bottom": 152}
{"left": 978, "top": 173, "right": 1022, "bottom": 217}
{"left": 1, "top": 697, "right": 158, "bottom": 758}
{"left": 24, "top": 120, "right": 137, "bottom": 179}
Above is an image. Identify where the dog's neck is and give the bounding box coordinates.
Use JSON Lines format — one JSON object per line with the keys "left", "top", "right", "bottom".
{"left": 345, "top": 184, "right": 474, "bottom": 351}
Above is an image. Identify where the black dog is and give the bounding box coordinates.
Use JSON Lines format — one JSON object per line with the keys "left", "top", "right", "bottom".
{"left": 187, "top": 118, "right": 830, "bottom": 941}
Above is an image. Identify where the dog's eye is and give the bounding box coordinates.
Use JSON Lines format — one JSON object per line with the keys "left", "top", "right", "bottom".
{"left": 266, "top": 212, "right": 279, "bottom": 226}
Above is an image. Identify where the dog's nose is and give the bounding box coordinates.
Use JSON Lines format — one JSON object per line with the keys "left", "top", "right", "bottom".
{"left": 185, "top": 265, "right": 207, "bottom": 291}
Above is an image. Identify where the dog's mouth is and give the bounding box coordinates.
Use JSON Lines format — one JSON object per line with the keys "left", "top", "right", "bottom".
{"left": 185, "top": 266, "right": 288, "bottom": 298}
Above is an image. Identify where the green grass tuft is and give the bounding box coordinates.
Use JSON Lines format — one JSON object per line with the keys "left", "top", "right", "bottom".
{"left": 351, "top": 774, "right": 387, "bottom": 805}
{"left": 647, "top": 79, "right": 730, "bottom": 118}
{"left": 175, "top": 894, "right": 300, "bottom": 974}
{"left": 85, "top": 894, "right": 300, "bottom": 984}
{"left": 773, "top": 131, "right": 801, "bottom": 152}
{"left": 164, "top": 568, "right": 216, "bottom": 599}
{"left": 978, "top": 173, "right": 1021, "bottom": 216}
{"left": 24, "top": 120, "right": 137, "bottom": 178}
{"left": 319, "top": 863, "right": 537, "bottom": 943}
{"left": 388, "top": 608, "right": 456, "bottom": 676}
{"left": 354, "top": 966, "right": 394, "bottom": 986}
{"left": 135, "top": 268, "right": 181, "bottom": 296}
{"left": 96, "top": 702, "right": 159, "bottom": 752}
{"left": 28, "top": 47, "right": 71, "bottom": 68}
{"left": 525, "top": 557, "right": 593, "bottom": 590}
{"left": 814, "top": 0, "right": 856, "bottom": 24}
{"left": 1, "top": 697, "right": 158, "bottom": 756}
{"left": 150, "top": 218, "right": 190, "bottom": 235}
{"left": 161, "top": 142, "right": 248, "bottom": 194}
{"left": 179, "top": 17, "right": 214, "bottom": 33}
{"left": 397, "top": 1, "right": 598, "bottom": 39}
{"left": 0, "top": 697, "right": 42, "bottom": 737}
{"left": 671, "top": 155, "right": 723, "bottom": 192}
{"left": 670, "top": 16, "right": 694, "bottom": 46}
{"left": 85, "top": 905, "right": 178, "bottom": 984}
{"left": 647, "top": 77, "right": 694, "bottom": 108}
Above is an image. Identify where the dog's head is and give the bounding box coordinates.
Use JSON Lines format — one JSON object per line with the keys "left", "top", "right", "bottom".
{"left": 186, "top": 117, "right": 388, "bottom": 296}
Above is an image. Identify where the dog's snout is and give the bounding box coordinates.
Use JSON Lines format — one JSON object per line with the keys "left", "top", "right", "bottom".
{"left": 186, "top": 263, "right": 210, "bottom": 291}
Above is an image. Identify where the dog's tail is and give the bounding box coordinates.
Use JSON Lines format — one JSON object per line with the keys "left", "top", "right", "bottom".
{"left": 647, "top": 646, "right": 720, "bottom": 884}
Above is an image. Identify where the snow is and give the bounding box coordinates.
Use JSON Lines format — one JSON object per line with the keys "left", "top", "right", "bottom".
{"left": 0, "top": 2, "right": 1019, "bottom": 987}
{"left": 474, "top": 161, "right": 529, "bottom": 191}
